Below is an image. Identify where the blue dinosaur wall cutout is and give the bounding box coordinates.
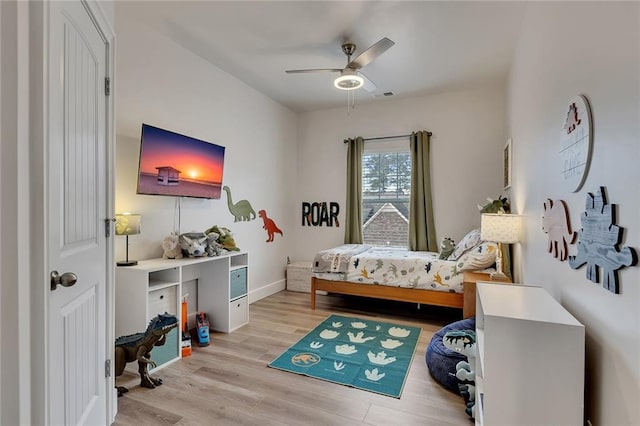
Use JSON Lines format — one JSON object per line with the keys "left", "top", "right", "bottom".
{"left": 569, "top": 187, "right": 637, "bottom": 294}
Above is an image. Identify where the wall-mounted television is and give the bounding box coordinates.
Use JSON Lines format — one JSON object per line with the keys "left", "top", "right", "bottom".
{"left": 137, "top": 124, "right": 225, "bottom": 199}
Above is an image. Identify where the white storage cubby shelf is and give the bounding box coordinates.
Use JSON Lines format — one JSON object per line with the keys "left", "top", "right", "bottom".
{"left": 115, "top": 251, "right": 249, "bottom": 372}
{"left": 475, "top": 282, "right": 585, "bottom": 426}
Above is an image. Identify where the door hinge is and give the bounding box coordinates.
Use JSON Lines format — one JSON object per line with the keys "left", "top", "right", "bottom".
{"left": 104, "top": 77, "right": 111, "bottom": 96}
{"left": 105, "top": 218, "right": 115, "bottom": 237}
{"left": 105, "top": 359, "right": 111, "bottom": 378}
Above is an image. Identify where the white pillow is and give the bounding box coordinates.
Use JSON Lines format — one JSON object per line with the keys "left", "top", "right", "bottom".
{"left": 457, "top": 242, "right": 498, "bottom": 271}
{"left": 447, "top": 229, "right": 482, "bottom": 261}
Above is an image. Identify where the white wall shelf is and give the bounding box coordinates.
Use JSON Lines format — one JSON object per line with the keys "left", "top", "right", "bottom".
{"left": 475, "top": 282, "right": 585, "bottom": 426}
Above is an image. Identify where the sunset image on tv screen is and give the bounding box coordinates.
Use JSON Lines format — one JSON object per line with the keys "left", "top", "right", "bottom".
{"left": 137, "top": 124, "right": 225, "bottom": 199}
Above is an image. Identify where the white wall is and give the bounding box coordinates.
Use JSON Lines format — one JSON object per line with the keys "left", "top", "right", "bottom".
{"left": 294, "top": 84, "right": 507, "bottom": 261}
{"left": 508, "top": 2, "right": 639, "bottom": 425}
{"left": 115, "top": 9, "right": 298, "bottom": 300}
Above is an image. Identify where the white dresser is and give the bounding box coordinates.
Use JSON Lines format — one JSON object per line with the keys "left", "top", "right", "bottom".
{"left": 475, "top": 282, "right": 585, "bottom": 426}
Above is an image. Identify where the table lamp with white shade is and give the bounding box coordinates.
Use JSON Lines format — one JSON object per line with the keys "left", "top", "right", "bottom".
{"left": 480, "top": 213, "right": 522, "bottom": 279}
{"left": 115, "top": 213, "right": 141, "bottom": 266}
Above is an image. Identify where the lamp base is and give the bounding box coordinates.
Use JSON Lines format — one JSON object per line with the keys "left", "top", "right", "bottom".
{"left": 117, "top": 260, "right": 138, "bottom": 267}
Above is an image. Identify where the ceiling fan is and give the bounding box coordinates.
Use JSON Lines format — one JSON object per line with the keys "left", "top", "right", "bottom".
{"left": 285, "top": 37, "right": 395, "bottom": 92}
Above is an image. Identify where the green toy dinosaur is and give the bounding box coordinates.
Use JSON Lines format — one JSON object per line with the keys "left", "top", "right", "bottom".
{"left": 443, "top": 329, "right": 477, "bottom": 419}
{"left": 204, "top": 225, "right": 240, "bottom": 251}
{"left": 478, "top": 196, "right": 510, "bottom": 214}
{"left": 222, "top": 186, "right": 256, "bottom": 222}
{"left": 114, "top": 313, "right": 178, "bottom": 396}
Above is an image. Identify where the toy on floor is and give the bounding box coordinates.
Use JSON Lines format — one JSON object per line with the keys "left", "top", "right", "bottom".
{"left": 114, "top": 313, "right": 178, "bottom": 397}
{"left": 443, "top": 329, "right": 477, "bottom": 419}
{"left": 181, "top": 295, "right": 192, "bottom": 357}
{"left": 196, "top": 311, "right": 210, "bottom": 347}
{"left": 425, "top": 317, "right": 475, "bottom": 394}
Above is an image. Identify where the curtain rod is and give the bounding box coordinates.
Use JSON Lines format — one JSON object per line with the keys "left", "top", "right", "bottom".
{"left": 343, "top": 132, "right": 432, "bottom": 143}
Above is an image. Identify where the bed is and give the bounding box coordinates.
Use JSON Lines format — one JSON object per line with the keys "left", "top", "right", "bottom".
{"left": 310, "top": 229, "right": 498, "bottom": 317}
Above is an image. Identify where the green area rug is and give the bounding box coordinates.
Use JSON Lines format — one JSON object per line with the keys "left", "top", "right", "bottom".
{"left": 268, "top": 314, "right": 422, "bottom": 398}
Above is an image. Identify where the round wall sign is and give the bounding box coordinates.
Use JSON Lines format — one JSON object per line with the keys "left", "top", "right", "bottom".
{"left": 560, "top": 95, "right": 593, "bottom": 192}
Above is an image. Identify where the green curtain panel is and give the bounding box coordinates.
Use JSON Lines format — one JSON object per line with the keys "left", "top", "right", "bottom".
{"left": 344, "top": 137, "right": 364, "bottom": 244}
{"left": 503, "top": 244, "right": 513, "bottom": 281}
{"left": 409, "top": 131, "right": 437, "bottom": 251}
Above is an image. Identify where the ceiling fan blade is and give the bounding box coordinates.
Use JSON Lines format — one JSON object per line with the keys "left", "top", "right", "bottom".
{"left": 285, "top": 68, "right": 342, "bottom": 74}
{"left": 347, "top": 37, "right": 395, "bottom": 70}
{"left": 358, "top": 72, "right": 378, "bottom": 93}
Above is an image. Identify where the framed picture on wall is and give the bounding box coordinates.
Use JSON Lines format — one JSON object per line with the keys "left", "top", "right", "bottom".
{"left": 503, "top": 138, "right": 512, "bottom": 190}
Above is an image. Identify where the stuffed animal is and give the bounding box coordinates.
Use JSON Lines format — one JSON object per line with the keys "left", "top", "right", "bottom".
{"left": 162, "top": 233, "right": 183, "bottom": 259}
{"left": 438, "top": 237, "right": 455, "bottom": 259}
{"left": 179, "top": 233, "right": 208, "bottom": 257}
{"left": 204, "top": 231, "right": 223, "bottom": 257}
{"left": 204, "top": 225, "right": 240, "bottom": 252}
{"left": 478, "top": 196, "right": 510, "bottom": 214}
{"left": 443, "top": 329, "right": 477, "bottom": 419}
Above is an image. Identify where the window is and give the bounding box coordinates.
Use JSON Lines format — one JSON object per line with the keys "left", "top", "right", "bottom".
{"left": 362, "top": 143, "right": 411, "bottom": 247}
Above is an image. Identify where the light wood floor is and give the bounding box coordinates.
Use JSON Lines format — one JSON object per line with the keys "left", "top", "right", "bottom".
{"left": 114, "top": 291, "right": 471, "bottom": 426}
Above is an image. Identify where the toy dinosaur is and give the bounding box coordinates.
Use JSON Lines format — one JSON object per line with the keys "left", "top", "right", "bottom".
{"left": 204, "top": 225, "right": 240, "bottom": 251}
{"left": 443, "top": 329, "right": 477, "bottom": 419}
{"left": 179, "top": 233, "right": 208, "bottom": 257}
{"left": 258, "top": 210, "right": 283, "bottom": 242}
{"left": 222, "top": 186, "right": 256, "bottom": 222}
{"left": 114, "top": 313, "right": 178, "bottom": 396}
{"left": 478, "top": 196, "right": 510, "bottom": 214}
{"left": 438, "top": 237, "right": 455, "bottom": 259}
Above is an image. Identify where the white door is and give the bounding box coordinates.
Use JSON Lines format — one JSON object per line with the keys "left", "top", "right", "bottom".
{"left": 47, "top": 1, "right": 108, "bottom": 424}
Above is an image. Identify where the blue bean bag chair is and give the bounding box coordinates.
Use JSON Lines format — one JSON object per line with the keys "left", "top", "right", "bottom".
{"left": 425, "top": 316, "right": 476, "bottom": 393}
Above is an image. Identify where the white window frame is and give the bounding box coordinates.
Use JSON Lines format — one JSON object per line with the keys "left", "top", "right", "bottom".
{"left": 362, "top": 139, "right": 411, "bottom": 247}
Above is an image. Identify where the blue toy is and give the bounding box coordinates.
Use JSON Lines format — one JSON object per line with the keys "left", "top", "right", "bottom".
{"left": 196, "top": 312, "right": 210, "bottom": 347}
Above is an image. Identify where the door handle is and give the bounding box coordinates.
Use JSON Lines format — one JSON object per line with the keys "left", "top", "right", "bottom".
{"left": 50, "top": 270, "right": 78, "bottom": 291}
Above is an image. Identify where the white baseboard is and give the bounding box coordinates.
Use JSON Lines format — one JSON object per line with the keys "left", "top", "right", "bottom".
{"left": 248, "top": 279, "right": 285, "bottom": 304}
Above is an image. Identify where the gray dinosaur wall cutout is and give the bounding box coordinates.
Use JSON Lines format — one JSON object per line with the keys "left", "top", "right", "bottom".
{"left": 222, "top": 185, "right": 256, "bottom": 222}
{"left": 569, "top": 186, "right": 637, "bottom": 293}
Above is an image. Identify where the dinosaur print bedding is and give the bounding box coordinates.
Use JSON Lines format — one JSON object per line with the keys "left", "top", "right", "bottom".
{"left": 313, "top": 244, "right": 498, "bottom": 293}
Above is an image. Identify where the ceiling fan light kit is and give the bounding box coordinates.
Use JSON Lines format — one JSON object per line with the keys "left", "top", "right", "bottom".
{"left": 334, "top": 70, "right": 364, "bottom": 90}
{"left": 286, "top": 37, "right": 395, "bottom": 93}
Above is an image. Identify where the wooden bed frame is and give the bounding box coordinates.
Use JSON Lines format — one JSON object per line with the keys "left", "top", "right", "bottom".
{"left": 311, "top": 276, "right": 477, "bottom": 318}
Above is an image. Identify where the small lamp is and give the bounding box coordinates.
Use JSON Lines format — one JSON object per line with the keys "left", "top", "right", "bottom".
{"left": 115, "top": 213, "right": 141, "bottom": 266}
{"left": 480, "top": 213, "right": 522, "bottom": 279}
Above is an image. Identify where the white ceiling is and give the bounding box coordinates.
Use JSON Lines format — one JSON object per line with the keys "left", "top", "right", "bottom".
{"left": 117, "top": 1, "right": 527, "bottom": 112}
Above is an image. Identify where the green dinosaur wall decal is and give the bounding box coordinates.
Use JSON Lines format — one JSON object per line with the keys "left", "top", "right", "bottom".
{"left": 223, "top": 185, "right": 256, "bottom": 222}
